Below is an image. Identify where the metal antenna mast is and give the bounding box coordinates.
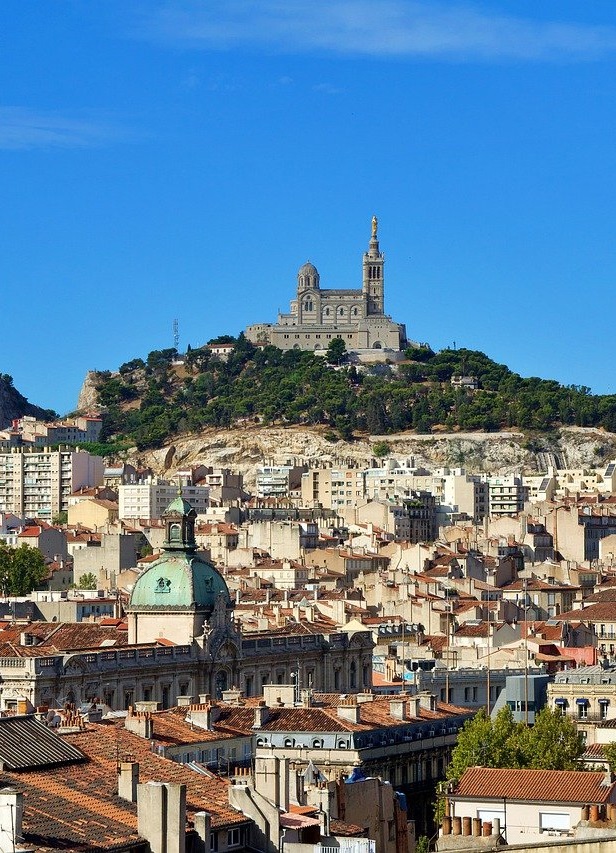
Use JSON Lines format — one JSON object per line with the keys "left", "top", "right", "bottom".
{"left": 173, "top": 318, "right": 179, "bottom": 350}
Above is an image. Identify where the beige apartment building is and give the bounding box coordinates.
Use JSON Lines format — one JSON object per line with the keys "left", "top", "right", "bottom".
{"left": 0, "top": 447, "right": 103, "bottom": 520}
{"left": 301, "top": 467, "right": 365, "bottom": 509}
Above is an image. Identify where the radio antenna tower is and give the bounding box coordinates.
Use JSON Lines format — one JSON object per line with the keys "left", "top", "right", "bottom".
{"left": 173, "top": 319, "right": 179, "bottom": 350}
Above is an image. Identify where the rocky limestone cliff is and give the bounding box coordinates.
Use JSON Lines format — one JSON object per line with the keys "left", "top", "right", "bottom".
{"left": 77, "top": 371, "right": 104, "bottom": 413}
{"left": 118, "top": 424, "right": 616, "bottom": 490}
{"left": 0, "top": 375, "right": 52, "bottom": 430}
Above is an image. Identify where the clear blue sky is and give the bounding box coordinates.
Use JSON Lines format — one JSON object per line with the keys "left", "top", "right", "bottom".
{"left": 3, "top": 1, "right": 616, "bottom": 414}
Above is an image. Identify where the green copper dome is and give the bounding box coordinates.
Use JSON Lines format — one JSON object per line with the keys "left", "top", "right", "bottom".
{"left": 129, "top": 551, "right": 230, "bottom": 611}
{"left": 128, "top": 494, "right": 231, "bottom": 612}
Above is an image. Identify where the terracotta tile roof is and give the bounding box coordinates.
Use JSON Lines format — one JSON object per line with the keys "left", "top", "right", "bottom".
{"left": 558, "top": 602, "right": 616, "bottom": 622}
{"left": 0, "top": 622, "right": 128, "bottom": 654}
{"left": 454, "top": 767, "right": 616, "bottom": 804}
{"left": 454, "top": 623, "right": 489, "bottom": 638}
{"left": 64, "top": 721, "right": 247, "bottom": 827}
{"left": 220, "top": 695, "right": 471, "bottom": 735}
{"left": 0, "top": 720, "right": 248, "bottom": 851}
{"left": 148, "top": 709, "right": 241, "bottom": 746}
{"left": 330, "top": 818, "right": 366, "bottom": 836}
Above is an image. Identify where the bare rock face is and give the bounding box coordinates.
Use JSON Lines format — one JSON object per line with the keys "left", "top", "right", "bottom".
{"left": 0, "top": 374, "right": 51, "bottom": 430}
{"left": 124, "top": 424, "right": 616, "bottom": 489}
{"left": 76, "top": 371, "right": 101, "bottom": 413}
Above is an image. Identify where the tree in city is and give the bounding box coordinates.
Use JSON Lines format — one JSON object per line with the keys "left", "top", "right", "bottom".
{"left": 52, "top": 511, "right": 68, "bottom": 525}
{"left": 0, "top": 543, "right": 48, "bottom": 596}
{"left": 602, "top": 741, "right": 616, "bottom": 773}
{"left": 77, "top": 572, "right": 98, "bottom": 590}
{"left": 447, "top": 706, "right": 585, "bottom": 782}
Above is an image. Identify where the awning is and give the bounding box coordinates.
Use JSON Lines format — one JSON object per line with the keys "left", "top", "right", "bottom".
{"left": 599, "top": 698, "right": 610, "bottom": 704}
{"left": 554, "top": 697, "right": 567, "bottom": 705}
{"left": 576, "top": 698, "right": 589, "bottom": 705}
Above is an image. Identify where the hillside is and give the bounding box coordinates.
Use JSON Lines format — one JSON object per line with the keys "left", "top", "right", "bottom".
{"left": 77, "top": 338, "right": 616, "bottom": 456}
{"left": 0, "top": 374, "right": 55, "bottom": 430}
{"left": 126, "top": 424, "right": 616, "bottom": 489}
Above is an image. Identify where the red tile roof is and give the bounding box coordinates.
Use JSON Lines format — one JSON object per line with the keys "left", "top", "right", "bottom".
{"left": 454, "top": 767, "right": 616, "bottom": 804}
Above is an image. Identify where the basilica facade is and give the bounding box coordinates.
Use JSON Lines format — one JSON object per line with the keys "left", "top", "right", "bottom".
{"left": 245, "top": 218, "right": 407, "bottom": 357}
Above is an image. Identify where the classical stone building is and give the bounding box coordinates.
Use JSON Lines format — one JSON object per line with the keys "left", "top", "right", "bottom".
{"left": 245, "top": 217, "right": 406, "bottom": 358}
{"left": 0, "top": 498, "right": 374, "bottom": 710}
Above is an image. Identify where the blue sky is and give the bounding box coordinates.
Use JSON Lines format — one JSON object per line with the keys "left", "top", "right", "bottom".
{"left": 3, "top": 1, "right": 616, "bottom": 414}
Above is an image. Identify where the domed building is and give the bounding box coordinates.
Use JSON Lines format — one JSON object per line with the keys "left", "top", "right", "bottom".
{"left": 127, "top": 495, "right": 232, "bottom": 646}
{"left": 0, "top": 497, "right": 374, "bottom": 710}
{"left": 245, "top": 218, "right": 407, "bottom": 358}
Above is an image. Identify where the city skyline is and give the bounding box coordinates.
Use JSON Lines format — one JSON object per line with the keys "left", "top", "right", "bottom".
{"left": 3, "top": 1, "right": 616, "bottom": 413}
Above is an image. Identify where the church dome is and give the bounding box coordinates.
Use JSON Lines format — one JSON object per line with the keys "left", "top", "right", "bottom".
{"left": 298, "top": 261, "right": 318, "bottom": 276}
{"left": 297, "top": 261, "right": 320, "bottom": 290}
{"left": 127, "top": 493, "right": 231, "bottom": 613}
{"left": 128, "top": 551, "right": 230, "bottom": 612}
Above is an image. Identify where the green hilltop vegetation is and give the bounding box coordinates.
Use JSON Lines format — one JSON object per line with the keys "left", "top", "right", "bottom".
{"left": 86, "top": 336, "right": 616, "bottom": 452}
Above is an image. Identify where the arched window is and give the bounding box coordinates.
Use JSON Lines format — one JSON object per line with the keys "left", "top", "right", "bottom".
{"left": 312, "top": 738, "right": 324, "bottom": 748}
{"left": 169, "top": 523, "right": 181, "bottom": 541}
{"left": 350, "top": 661, "right": 357, "bottom": 689}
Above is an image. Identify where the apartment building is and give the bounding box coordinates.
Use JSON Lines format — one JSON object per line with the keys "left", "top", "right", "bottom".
{"left": 301, "top": 467, "right": 365, "bottom": 509}
{"left": 118, "top": 480, "right": 209, "bottom": 519}
{"left": 255, "top": 464, "right": 307, "bottom": 500}
{"left": 486, "top": 474, "right": 527, "bottom": 518}
{"left": 0, "top": 447, "right": 103, "bottom": 520}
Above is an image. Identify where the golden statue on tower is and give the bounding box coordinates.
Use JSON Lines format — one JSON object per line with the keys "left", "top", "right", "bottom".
{"left": 371, "top": 215, "right": 378, "bottom": 238}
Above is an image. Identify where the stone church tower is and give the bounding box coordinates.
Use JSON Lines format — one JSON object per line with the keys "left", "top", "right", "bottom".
{"left": 363, "top": 215, "right": 385, "bottom": 315}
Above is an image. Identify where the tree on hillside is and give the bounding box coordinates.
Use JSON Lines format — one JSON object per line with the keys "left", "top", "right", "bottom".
{"left": 447, "top": 707, "right": 585, "bottom": 782}
{"left": 326, "top": 337, "right": 347, "bottom": 365}
{"left": 0, "top": 543, "right": 47, "bottom": 596}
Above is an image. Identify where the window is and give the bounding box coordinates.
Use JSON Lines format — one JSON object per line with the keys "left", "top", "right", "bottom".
{"left": 228, "top": 829, "right": 241, "bottom": 847}
{"left": 539, "top": 813, "right": 570, "bottom": 833}
{"left": 210, "top": 832, "right": 218, "bottom": 851}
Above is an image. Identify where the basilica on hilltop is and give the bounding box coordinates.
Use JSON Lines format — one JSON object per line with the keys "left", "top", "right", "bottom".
{"left": 245, "top": 217, "right": 407, "bottom": 359}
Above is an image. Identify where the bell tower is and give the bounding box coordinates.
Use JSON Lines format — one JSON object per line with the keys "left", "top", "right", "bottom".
{"left": 362, "top": 215, "right": 384, "bottom": 315}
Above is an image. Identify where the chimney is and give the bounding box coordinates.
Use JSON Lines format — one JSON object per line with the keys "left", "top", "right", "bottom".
{"left": 390, "top": 699, "right": 408, "bottom": 721}
{"left": 253, "top": 701, "right": 269, "bottom": 729}
{"left": 0, "top": 788, "right": 23, "bottom": 852}
{"left": 409, "top": 696, "right": 421, "bottom": 717}
{"left": 125, "top": 708, "right": 154, "bottom": 739}
{"left": 189, "top": 705, "right": 213, "bottom": 731}
{"left": 337, "top": 698, "right": 360, "bottom": 724}
{"left": 221, "top": 688, "right": 243, "bottom": 705}
{"left": 176, "top": 696, "right": 194, "bottom": 707}
{"left": 419, "top": 691, "right": 437, "bottom": 712}
{"left": 118, "top": 761, "right": 139, "bottom": 803}
{"left": 138, "top": 781, "right": 187, "bottom": 853}
{"left": 193, "top": 812, "right": 212, "bottom": 853}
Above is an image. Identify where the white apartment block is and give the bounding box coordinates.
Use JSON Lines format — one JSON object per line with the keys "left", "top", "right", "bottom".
{"left": 0, "top": 448, "right": 104, "bottom": 520}
{"left": 118, "top": 482, "right": 209, "bottom": 520}
{"left": 486, "top": 474, "right": 527, "bottom": 518}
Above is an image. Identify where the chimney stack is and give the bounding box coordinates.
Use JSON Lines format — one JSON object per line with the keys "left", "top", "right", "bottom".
{"left": 118, "top": 761, "right": 139, "bottom": 803}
